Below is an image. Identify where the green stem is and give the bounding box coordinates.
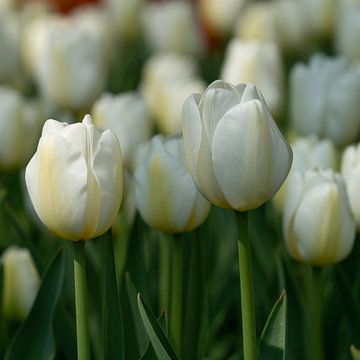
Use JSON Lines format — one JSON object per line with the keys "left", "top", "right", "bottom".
{"left": 159, "top": 234, "right": 171, "bottom": 312}
{"left": 73, "top": 241, "right": 90, "bottom": 360}
{"left": 170, "top": 234, "right": 183, "bottom": 356}
{"left": 237, "top": 212, "right": 257, "bottom": 360}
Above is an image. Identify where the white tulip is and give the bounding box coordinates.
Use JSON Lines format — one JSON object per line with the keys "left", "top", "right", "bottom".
{"left": 2, "top": 246, "right": 40, "bottom": 321}
{"left": 221, "top": 39, "right": 284, "bottom": 118}
{"left": 141, "top": 52, "right": 204, "bottom": 135}
{"left": 0, "top": 86, "right": 44, "bottom": 169}
{"left": 92, "top": 92, "right": 152, "bottom": 170}
{"left": 135, "top": 135, "right": 210, "bottom": 233}
{"left": 0, "top": 12, "right": 21, "bottom": 84}
{"left": 273, "top": 135, "right": 338, "bottom": 212}
{"left": 141, "top": 1, "right": 203, "bottom": 54}
{"left": 31, "top": 16, "right": 108, "bottom": 111}
{"left": 290, "top": 54, "right": 360, "bottom": 146}
{"left": 25, "top": 115, "right": 123, "bottom": 241}
{"left": 341, "top": 143, "right": 360, "bottom": 230}
{"left": 182, "top": 80, "right": 292, "bottom": 211}
{"left": 283, "top": 169, "right": 355, "bottom": 265}
{"left": 199, "top": 0, "right": 247, "bottom": 36}
{"left": 336, "top": 0, "right": 360, "bottom": 62}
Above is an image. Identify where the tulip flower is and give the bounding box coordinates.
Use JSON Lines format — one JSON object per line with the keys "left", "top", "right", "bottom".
{"left": 341, "top": 143, "right": 360, "bottom": 231}
{"left": 141, "top": 1, "right": 203, "bottom": 54}
{"left": 290, "top": 54, "right": 360, "bottom": 147}
{"left": 336, "top": 0, "right": 360, "bottom": 62}
{"left": 141, "top": 52, "right": 204, "bottom": 135}
{"left": 182, "top": 80, "right": 292, "bottom": 211}
{"left": 220, "top": 39, "right": 284, "bottom": 118}
{"left": 273, "top": 135, "right": 337, "bottom": 212}
{"left": 25, "top": 114, "right": 123, "bottom": 241}
{"left": 31, "top": 16, "right": 108, "bottom": 111}
{"left": 0, "top": 86, "right": 44, "bottom": 170}
{"left": 135, "top": 135, "right": 210, "bottom": 233}
{"left": 2, "top": 246, "right": 40, "bottom": 322}
{"left": 283, "top": 169, "right": 355, "bottom": 265}
{"left": 92, "top": 92, "right": 152, "bottom": 171}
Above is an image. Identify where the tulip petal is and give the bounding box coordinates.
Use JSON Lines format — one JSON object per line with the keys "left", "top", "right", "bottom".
{"left": 199, "top": 80, "right": 240, "bottom": 142}
{"left": 91, "top": 130, "right": 123, "bottom": 238}
{"left": 212, "top": 100, "right": 273, "bottom": 210}
{"left": 135, "top": 151, "right": 197, "bottom": 233}
{"left": 182, "top": 94, "right": 203, "bottom": 188}
{"left": 26, "top": 133, "right": 88, "bottom": 240}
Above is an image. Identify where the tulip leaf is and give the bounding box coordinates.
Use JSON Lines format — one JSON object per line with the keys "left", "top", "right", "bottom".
{"left": 102, "top": 230, "right": 124, "bottom": 360}
{"left": 260, "top": 290, "right": 287, "bottom": 360}
{"left": 137, "top": 293, "right": 178, "bottom": 360}
{"left": 351, "top": 345, "right": 360, "bottom": 360}
{"left": 5, "top": 250, "right": 65, "bottom": 360}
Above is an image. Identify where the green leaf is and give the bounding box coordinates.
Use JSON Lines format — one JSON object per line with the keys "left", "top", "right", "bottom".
{"left": 102, "top": 230, "right": 124, "bottom": 360}
{"left": 260, "top": 290, "right": 287, "bottom": 360}
{"left": 137, "top": 293, "right": 178, "bottom": 360}
{"left": 5, "top": 250, "right": 65, "bottom": 360}
{"left": 351, "top": 345, "right": 360, "bottom": 360}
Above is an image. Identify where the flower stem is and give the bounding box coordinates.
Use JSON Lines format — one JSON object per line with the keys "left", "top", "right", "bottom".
{"left": 170, "top": 234, "right": 183, "bottom": 356}
{"left": 73, "top": 241, "right": 90, "bottom": 360}
{"left": 237, "top": 212, "right": 257, "bottom": 360}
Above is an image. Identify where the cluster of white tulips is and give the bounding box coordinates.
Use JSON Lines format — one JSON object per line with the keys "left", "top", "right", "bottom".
{"left": 1, "top": 0, "right": 360, "bottom": 359}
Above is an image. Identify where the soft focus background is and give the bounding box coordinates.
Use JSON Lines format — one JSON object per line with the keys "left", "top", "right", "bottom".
{"left": 1, "top": 0, "right": 360, "bottom": 359}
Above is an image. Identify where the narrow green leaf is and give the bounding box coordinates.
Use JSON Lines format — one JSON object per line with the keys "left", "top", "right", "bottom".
{"left": 102, "top": 230, "right": 124, "bottom": 360}
{"left": 5, "top": 250, "right": 65, "bottom": 360}
{"left": 137, "top": 294, "right": 178, "bottom": 360}
{"left": 260, "top": 290, "right": 287, "bottom": 360}
{"left": 351, "top": 345, "right": 360, "bottom": 360}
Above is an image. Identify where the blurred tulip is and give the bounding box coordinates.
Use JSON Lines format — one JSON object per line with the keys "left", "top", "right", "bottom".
{"left": 141, "top": 1, "right": 203, "bottom": 54}
{"left": 141, "top": 52, "right": 204, "bottom": 135}
{"left": 30, "top": 15, "right": 108, "bottom": 111}
{"left": 135, "top": 135, "right": 210, "bottom": 233}
{"left": 283, "top": 169, "right": 355, "bottom": 265}
{"left": 25, "top": 115, "right": 123, "bottom": 241}
{"left": 92, "top": 92, "right": 152, "bottom": 171}
{"left": 290, "top": 54, "right": 360, "bottom": 147}
{"left": 199, "top": 0, "right": 247, "bottom": 37}
{"left": 2, "top": 246, "right": 40, "bottom": 322}
{"left": 182, "top": 80, "right": 292, "bottom": 211}
{"left": 341, "top": 143, "right": 360, "bottom": 231}
{"left": 221, "top": 39, "right": 284, "bottom": 118}
{"left": 0, "top": 13, "right": 21, "bottom": 85}
{"left": 0, "top": 86, "right": 44, "bottom": 169}
{"left": 273, "top": 135, "right": 338, "bottom": 212}
{"left": 104, "top": 0, "right": 144, "bottom": 41}
{"left": 336, "top": 0, "right": 360, "bottom": 62}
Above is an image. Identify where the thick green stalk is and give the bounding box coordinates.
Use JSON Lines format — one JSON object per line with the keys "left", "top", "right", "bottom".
{"left": 170, "top": 234, "right": 183, "bottom": 356}
{"left": 73, "top": 241, "right": 90, "bottom": 360}
{"left": 237, "top": 212, "right": 257, "bottom": 360}
{"left": 159, "top": 234, "right": 171, "bottom": 311}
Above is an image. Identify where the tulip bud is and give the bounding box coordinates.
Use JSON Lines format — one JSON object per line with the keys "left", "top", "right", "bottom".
{"left": 0, "top": 86, "right": 44, "bottom": 169}
{"left": 141, "top": 1, "right": 203, "bottom": 54}
{"left": 182, "top": 80, "right": 292, "bottom": 211}
{"left": 31, "top": 16, "right": 108, "bottom": 111}
{"left": 283, "top": 169, "right": 355, "bottom": 265}
{"left": 135, "top": 135, "right": 210, "bottom": 233}
{"left": 141, "top": 52, "right": 204, "bottom": 135}
{"left": 220, "top": 39, "right": 284, "bottom": 118}
{"left": 273, "top": 135, "right": 338, "bottom": 212}
{"left": 199, "top": 0, "right": 247, "bottom": 37}
{"left": 290, "top": 54, "right": 360, "bottom": 147}
{"left": 25, "top": 115, "right": 123, "bottom": 241}
{"left": 341, "top": 143, "right": 360, "bottom": 231}
{"left": 2, "top": 246, "right": 40, "bottom": 322}
{"left": 336, "top": 0, "right": 360, "bottom": 62}
{"left": 92, "top": 92, "right": 152, "bottom": 171}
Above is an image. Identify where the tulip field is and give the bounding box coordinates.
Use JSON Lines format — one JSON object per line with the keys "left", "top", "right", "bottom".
{"left": 1, "top": 0, "right": 360, "bottom": 360}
